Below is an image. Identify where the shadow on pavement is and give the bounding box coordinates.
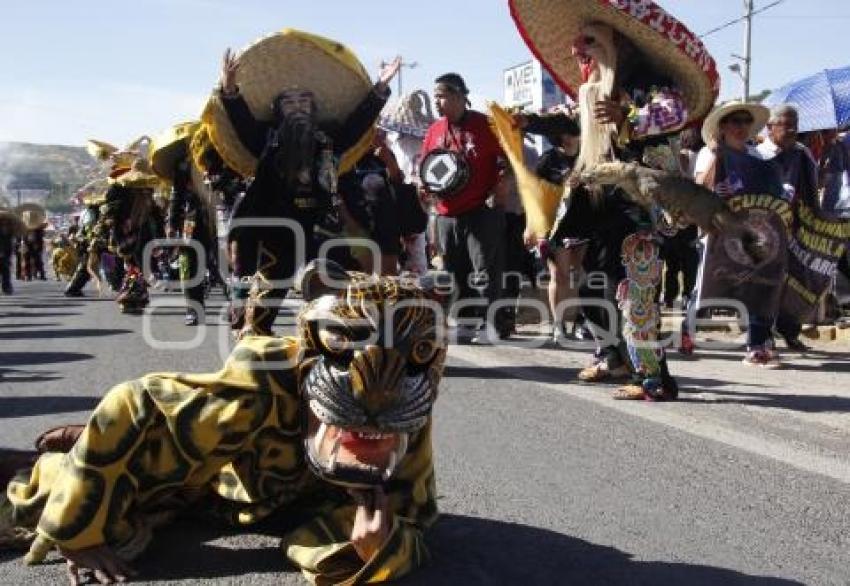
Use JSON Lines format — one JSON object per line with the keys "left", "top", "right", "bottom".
{"left": 0, "top": 395, "right": 101, "bottom": 418}
{"left": 0, "top": 352, "right": 94, "bottom": 367}
{"left": 48, "top": 514, "right": 804, "bottom": 585}
{"left": 0, "top": 448, "right": 38, "bottom": 489}
{"left": 0, "top": 368, "right": 63, "bottom": 383}
{"left": 1, "top": 303, "right": 85, "bottom": 309}
{"left": 444, "top": 365, "right": 578, "bottom": 384}
{"left": 678, "top": 349, "right": 850, "bottom": 362}
{"left": 0, "top": 311, "right": 81, "bottom": 319}
{"left": 678, "top": 386, "right": 850, "bottom": 413}
{"left": 675, "top": 376, "right": 770, "bottom": 390}
{"left": 780, "top": 361, "right": 850, "bottom": 373}
{"left": 401, "top": 515, "right": 804, "bottom": 585}
{"left": 0, "top": 322, "right": 61, "bottom": 329}
{"left": 0, "top": 328, "right": 132, "bottom": 340}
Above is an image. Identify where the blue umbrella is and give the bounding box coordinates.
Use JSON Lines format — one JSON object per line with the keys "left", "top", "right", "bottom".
{"left": 763, "top": 65, "right": 850, "bottom": 132}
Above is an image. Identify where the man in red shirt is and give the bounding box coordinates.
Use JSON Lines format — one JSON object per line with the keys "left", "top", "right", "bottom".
{"left": 420, "top": 73, "right": 510, "bottom": 342}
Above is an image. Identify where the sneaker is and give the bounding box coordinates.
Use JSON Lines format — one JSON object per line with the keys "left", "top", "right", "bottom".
{"left": 552, "top": 328, "right": 569, "bottom": 346}
{"left": 742, "top": 349, "right": 781, "bottom": 369}
{"left": 471, "top": 324, "right": 501, "bottom": 345}
{"left": 184, "top": 310, "right": 199, "bottom": 326}
{"left": 573, "top": 323, "right": 593, "bottom": 341}
{"left": 63, "top": 289, "right": 83, "bottom": 297}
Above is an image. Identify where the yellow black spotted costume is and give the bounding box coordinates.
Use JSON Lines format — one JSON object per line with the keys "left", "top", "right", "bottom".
{"left": 4, "top": 265, "right": 444, "bottom": 585}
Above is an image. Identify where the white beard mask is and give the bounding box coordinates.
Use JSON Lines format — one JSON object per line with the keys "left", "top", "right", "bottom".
{"left": 573, "top": 23, "right": 618, "bottom": 177}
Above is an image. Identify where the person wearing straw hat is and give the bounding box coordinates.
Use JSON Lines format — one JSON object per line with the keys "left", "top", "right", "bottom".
{"left": 189, "top": 124, "right": 246, "bottom": 217}
{"left": 0, "top": 208, "right": 26, "bottom": 294}
{"left": 64, "top": 196, "right": 108, "bottom": 297}
{"left": 509, "top": 0, "right": 723, "bottom": 401}
{"left": 377, "top": 91, "right": 435, "bottom": 275}
{"left": 151, "top": 121, "right": 221, "bottom": 326}
{"left": 207, "top": 31, "right": 402, "bottom": 336}
{"left": 692, "top": 101, "right": 791, "bottom": 368}
{"left": 101, "top": 156, "right": 164, "bottom": 313}
{"left": 16, "top": 203, "right": 49, "bottom": 281}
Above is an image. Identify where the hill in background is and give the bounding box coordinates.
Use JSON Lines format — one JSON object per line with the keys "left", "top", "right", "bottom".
{"left": 0, "top": 142, "right": 99, "bottom": 212}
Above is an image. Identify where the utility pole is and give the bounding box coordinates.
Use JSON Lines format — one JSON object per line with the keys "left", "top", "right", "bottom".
{"left": 743, "top": 0, "right": 753, "bottom": 102}
{"left": 730, "top": 0, "right": 755, "bottom": 102}
{"left": 381, "top": 58, "right": 418, "bottom": 97}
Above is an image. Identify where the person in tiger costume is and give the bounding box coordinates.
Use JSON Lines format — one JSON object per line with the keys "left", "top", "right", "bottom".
{"left": 1, "top": 259, "right": 444, "bottom": 585}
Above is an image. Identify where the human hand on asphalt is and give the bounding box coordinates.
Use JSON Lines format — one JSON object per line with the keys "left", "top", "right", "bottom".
{"left": 61, "top": 544, "right": 137, "bottom": 585}
{"left": 349, "top": 486, "right": 391, "bottom": 562}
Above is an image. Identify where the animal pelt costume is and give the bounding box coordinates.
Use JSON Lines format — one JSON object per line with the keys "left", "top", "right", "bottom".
{"left": 503, "top": 0, "right": 722, "bottom": 400}
{"left": 2, "top": 260, "right": 444, "bottom": 584}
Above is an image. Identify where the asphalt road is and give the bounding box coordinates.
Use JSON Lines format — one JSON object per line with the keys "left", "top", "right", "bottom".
{"left": 1, "top": 280, "right": 849, "bottom": 585}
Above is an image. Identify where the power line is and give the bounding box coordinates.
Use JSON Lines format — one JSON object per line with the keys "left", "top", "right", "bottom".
{"left": 700, "top": 0, "right": 786, "bottom": 38}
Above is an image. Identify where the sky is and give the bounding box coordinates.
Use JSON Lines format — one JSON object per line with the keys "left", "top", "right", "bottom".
{"left": 1, "top": 0, "right": 848, "bottom": 146}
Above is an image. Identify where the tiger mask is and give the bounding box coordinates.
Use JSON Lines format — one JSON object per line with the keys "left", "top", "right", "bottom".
{"left": 296, "top": 260, "right": 447, "bottom": 489}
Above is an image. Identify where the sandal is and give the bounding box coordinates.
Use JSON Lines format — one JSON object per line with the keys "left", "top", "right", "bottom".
{"left": 34, "top": 425, "right": 86, "bottom": 454}
{"left": 577, "top": 363, "right": 630, "bottom": 383}
{"left": 612, "top": 380, "right": 678, "bottom": 402}
{"left": 612, "top": 384, "right": 647, "bottom": 400}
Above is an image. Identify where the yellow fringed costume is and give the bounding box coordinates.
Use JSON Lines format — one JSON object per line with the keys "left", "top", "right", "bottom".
{"left": 487, "top": 103, "right": 563, "bottom": 238}
{"left": 4, "top": 260, "right": 444, "bottom": 586}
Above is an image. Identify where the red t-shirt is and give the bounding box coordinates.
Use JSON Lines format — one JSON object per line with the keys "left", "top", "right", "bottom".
{"left": 420, "top": 110, "right": 505, "bottom": 216}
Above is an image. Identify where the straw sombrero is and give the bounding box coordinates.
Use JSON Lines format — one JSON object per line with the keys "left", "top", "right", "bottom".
{"left": 509, "top": 0, "right": 720, "bottom": 124}
{"left": 114, "top": 158, "right": 160, "bottom": 189}
{"left": 201, "top": 28, "right": 376, "bottom": 178}
{"left": 150, "top": 121, "right": 201, "bottom": 182}
{"left": 700, "top": 101, "right": 769, "bottom": 145}
{"left": 0, "top": 208, "right": 26, "bottom": 236}
{"left": 82, "top": 192, "right": 107, "bottom": 206}
{"left": 188, "top": 125, "right": 220, "bottom": 175}
{"left": 74, "top": 177, "right": 109, "bottom": 206}
{"left": 15, "top": 203, "right": 48, "bottom": 231}
{"left": 378, "top": 90, "right": 436, "bottom": 139}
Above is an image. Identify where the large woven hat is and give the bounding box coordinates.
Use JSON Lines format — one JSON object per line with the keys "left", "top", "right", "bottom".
{"left": 202, "top": 28, "right": 376, "bottom": 178}
{"left": 701, "top": 101, "right": 769, "bottom": 145}
{"left": 509, "top": 0, "right": 720, "bottom": 124}
{"left": 15, "top": 203, "right": 48, "bottom": 230}
{"left": 75, "top": 177, "right": 109, "bottom": 206}
{"left": 150, "top": 121, "right": 201, "bottom": 181}
{"left": 114, "top": 158, "right": 160, "bottom": 189}
{"left": 378, "top": 90, "right": 436, "bottom": 139}
{"left": 0, "top": 208, "right": 26, "bottom": 236}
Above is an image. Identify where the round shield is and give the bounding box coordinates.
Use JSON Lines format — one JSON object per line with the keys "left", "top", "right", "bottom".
{"left": 419, "top": 148, "right": 469, "bottom": 198}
